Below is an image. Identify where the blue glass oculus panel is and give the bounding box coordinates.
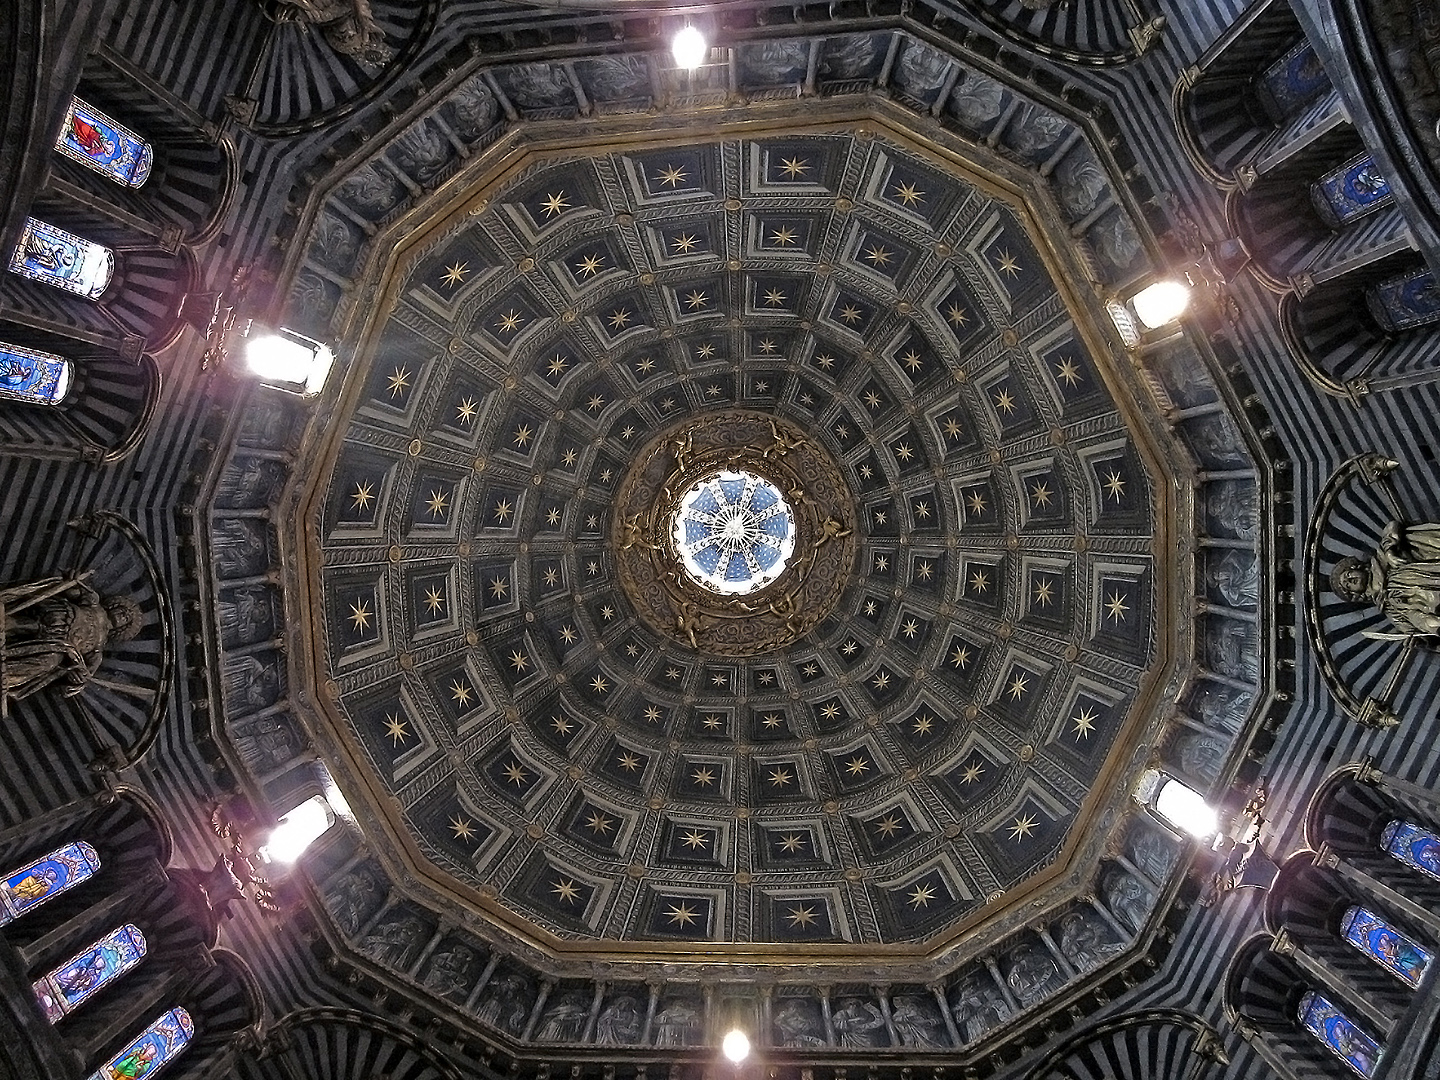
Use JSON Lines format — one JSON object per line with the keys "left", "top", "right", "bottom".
{"left": 1297, "top": 991, "right": 1381, "bottom": 1078}
{"left": 32, "top": 923, "right": 147, "bottom": 1023}
{"left": 55, "top": 97, "right": 153, "bottom": 188}
{"left": 1311, "top": 154, "right": 1392, "bottom": 228}
{"left": 0, "top": 341, "right": 74, "bottom": 407}
{"left": 1341, "top": 905, "right": 1433, "bottom": 989}
{"left": 87, "top": 1007, "right": 194, "bottom": 1080}
{"left": 9, "top": 218, "right": 114, "bottom": 299}
{"left": 1255, "top": 40, "right": 1330, "bottom": 121}
{"left": 1366, "top": 270, "right": 1440, "bottom": 333}
{"left": 0, "top": 841, "right": 100, "bottom": 924}
{"left": 1381, "top": 819, "right": 1440, "bottom": 883}
{"left": 671, "top": 470, "right": 796, "bottom": 595}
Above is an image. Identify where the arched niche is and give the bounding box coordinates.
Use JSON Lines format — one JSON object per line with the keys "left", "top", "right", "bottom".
{"left": 0, "top": 321, "right": 159, "bottom": 463}
{"left": 1224, "top": 935, "right": 1387, "bottom": 1080}
{"left": 231, "top": 1010, "right": 462, "bottom": 1080}
{"left": 1172, "top": 0, "right": 1333, "bottom": 190}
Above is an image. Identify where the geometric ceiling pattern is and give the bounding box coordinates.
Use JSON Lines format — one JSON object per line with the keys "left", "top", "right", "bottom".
{"left": 198, "top": 27, "right": 1271, "bottom": 1057}
{"left": 310, "top": 130, "right": 1163, "bottom": 951}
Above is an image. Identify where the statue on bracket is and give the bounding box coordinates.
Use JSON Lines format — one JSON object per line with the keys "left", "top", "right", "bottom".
{"left": 1331, "top": 520, "right": 1440, "bottom": 638}
{"left": 1, "top": 574, "right": 140, "bottom": 703}
{"left": 263, "top": 0, "right": 394, "bottom": 70}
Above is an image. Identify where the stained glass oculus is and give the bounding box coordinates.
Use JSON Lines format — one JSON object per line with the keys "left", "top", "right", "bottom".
{"left": 671, "top": 469, "right": 796, "bottom": 595}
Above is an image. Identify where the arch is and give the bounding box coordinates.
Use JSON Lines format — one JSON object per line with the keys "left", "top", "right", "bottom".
{"left": 238, "top": 1008, "right": 464, "bottom": 1080}
{"left": 1021, "top": 1008, "right": 1228, "bottom": 1080}
{"left": 1171, "top": 0, "right": 1329, "bottom": 189}
{"left": 239, "top": 1, "right": 442, "bottom": 138}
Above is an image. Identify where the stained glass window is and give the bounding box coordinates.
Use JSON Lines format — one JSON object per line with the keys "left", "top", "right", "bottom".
{"left": 1297, "top": 990, "right": 1381, "bottom": 1079}
{"left": 1341, "top": 905, "right": 1433, "bottom": 989}
{"left": 1311, "top": 154, "right": 1392, "bottom": 228}
{"left": 671, "top": 469, "right": 796, "bottom": 595}
{"left": 32, "top": 923, "right": 146, "bottom": 1023}
{"left": 0, "top": 841, "right": 100, "bottom": 924}
{"left": 9, "top": 218, "right": 114, "bottom": 299}
{"left": 86, "top": 1007, "right": 193, "bottom": 1080}
{"left": 1366, "top": 269, "right": 1440, "bottom": 333}
{"left": 1380, "top": 819, "right": 1440, "bottom": 883}
{"left": 55, "top": 98, "right": 153, "bottom": 188}
{"left": 0, "top": 341, "right": 74, "bottom": 407}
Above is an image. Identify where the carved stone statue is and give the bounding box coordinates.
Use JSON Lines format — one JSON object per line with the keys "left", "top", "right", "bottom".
{"left": 1, "top": 575, "right": 140, "bottom": 701}
{"left": 1332, "top": 521, "right": 1440, "bottom": 638}
{"left": 1058, "top": 910, "right": 1126, "bottom": 971}
{"left": 652, "top": 998, "right": 700, "bottom": 1046}
{"left": 263, "top": 0, "right": 394, "bottom": 69}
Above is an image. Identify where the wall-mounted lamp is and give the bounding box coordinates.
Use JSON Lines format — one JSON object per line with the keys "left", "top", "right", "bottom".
{"left": 1135, "top": 770, "right": 1278, "bottom": 905}
{"left": 1107, "top": 280, "right": 1192, "bottom": 349}
{"left": 672, "top": 25, "right": 709, "bottom": 69}
{"left": 242, "top": 323, "right": 334, "bottom": 397}
{"left": 722, "top": 1028, "right": 750, "bottom": 1064}
{"left": 257, "top": 794, "right": 336, "bottom": 865}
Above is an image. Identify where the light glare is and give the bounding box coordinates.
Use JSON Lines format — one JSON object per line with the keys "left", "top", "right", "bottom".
{"left": 722, "top": 1028, "right": 750, "bottom": 1063}
{"left": 245, "top": 331, "right": 334, "bottom": 395}
{"left": 260, "top": 795, "right": 334, "bottom": 864}
{"left": 672, "top": 25, "right": 708, "bottom": 69}
{"left": 1130, "top": 280, "right": 1191, "bottom": 330}
{"left": 1155, "top": 779, "right": 1219, "bottom": 840}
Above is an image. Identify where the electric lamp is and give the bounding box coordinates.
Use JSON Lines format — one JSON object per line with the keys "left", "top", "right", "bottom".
{"left": 672, "top": 25, "right": 708, "bottom": 69}
{"left": 722, "top": 1029, "right": 750, "bottom": 1064}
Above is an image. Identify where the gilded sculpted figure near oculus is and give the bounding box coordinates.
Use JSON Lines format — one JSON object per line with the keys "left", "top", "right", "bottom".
{"left": 1, "top": 575, "right": 141, "bottom": 701}
{"left": 1331, "top": 521, "right": 1440, "bottom": 638}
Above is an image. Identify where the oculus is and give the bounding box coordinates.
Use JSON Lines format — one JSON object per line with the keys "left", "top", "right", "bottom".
{"left": 671, "top": 469, "right": 796, "bottom": 595}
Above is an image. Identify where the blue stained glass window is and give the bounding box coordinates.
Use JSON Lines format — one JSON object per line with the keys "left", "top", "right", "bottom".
{"left": 1298, "top": 990, "right": 1382, "bottom": 1078}
{"left": 32, "top": 923, "right": 146, "bottom": 1023}
{"left": 9, "top": 217, "right": 114, "bottom": 299}
{"left": 1256, "top": 39, "right": 1330, "bottom": 121}
{"left": 1341, "top": 905, "right": 1433, "bottom": 989}
{"left": 1380, "top": 819, "right": 1440, "bottom": 883}
{"left": 671, "top": 469, "right": 796, "bottom": 595}
{"left": 0, "top": 341, "right": 74, "bottom": 407}
{"left": 87, "top": 1007, "right": 194, "bottom": 1080}
{"left": 1366, "top": 270, "right": 1440, "bottom": 333}
{"left": 55, "top": 98, "right": 153, "bottom": 188}
{"left": 0, "top": 841, "right": 100, "bottom": 925}
{"left": 1311, "top": 154, "right": 1392, "bottom": 228}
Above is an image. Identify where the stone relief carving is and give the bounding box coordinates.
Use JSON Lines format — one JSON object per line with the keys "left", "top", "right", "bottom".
{"left": 1057, "top": 909, "right": 1126, "bottom": 971}
{"left": 476, "top": 972, "right": 532, "bottom": 1033}
{"left": 652, "top": 998, "right": 702, "bottom": 1046}
{"left": 831, "top": 996, "right": 887, "bottom": 1047}
{"left": 421, "top": 944, "right": 477, "bottom": 998}
{"left": 1103, "top": 869, "right": 1154, "bottom": 932}
{"left": 327, "top": 867, "right": 381, "bottom": 935}
{"left": 264, "top": 0, "right": 394, "bottom": 70}
{"left": 594, "top": 993, "right": 643, "bottom": 1045}
{"left": 890, "top": 993, "right": 945, "bottom": 1047}
{"left": 360, "top": 911, "right": 426, "bottom": 966}
{"left": 1005, "top": 944, "right": 1062, "bottom": 1008}
{"left": 773, "top": 997, "right": 826, "bottom": 1047}
{"left": 535, "top": 992, "right": 589, "bottom": 1042}
{"left": 950, "top": 972, "right": 1011, "bottom": 1043}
